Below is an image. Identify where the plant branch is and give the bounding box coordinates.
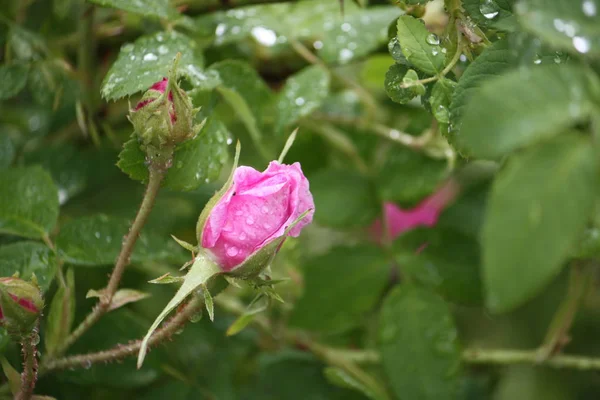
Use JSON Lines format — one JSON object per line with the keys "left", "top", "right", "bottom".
{"left": 40, "top": 296, "right": 203, "bottom": 374}
{"left": 462, "top": 348, "right": 600, "bottom": 370}
{"left": 537, "top": 262, "right": 591, "bottom": 360}
{"left": 16, "top": 329, "right": 39, "bottom": 400}
{"left": 51, "top": 165, "right": 168, "bottom": 357}
{"left": 289, "top": 39, "right": 379, "bottom": 120}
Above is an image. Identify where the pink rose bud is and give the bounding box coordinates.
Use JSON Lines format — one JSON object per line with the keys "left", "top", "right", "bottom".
{"left": 129, "top": 70, "right": 202, "bottom": 154}
{"left": 0, "top": 277, "right": 43, "bottom": 336}
{"left": 134, "top": 78, "right": 176, "bottom": 122}
{"left": 371, "top": 180, "right": 459, "bottom": 241}
{"left": 198, "top": 161, "right": 314, "bottom": 273}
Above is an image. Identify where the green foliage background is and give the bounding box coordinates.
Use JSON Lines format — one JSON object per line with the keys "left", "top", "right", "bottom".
{"left": 1, "top": 0, "right": 600, "bottom": 399}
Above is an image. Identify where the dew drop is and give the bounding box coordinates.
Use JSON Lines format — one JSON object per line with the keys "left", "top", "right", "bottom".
{"left": 239, "top": 232, "right": 247, "bottom": 241}
{"left": 583, "top": 0, "right": 597, "bottom": 16}
{"left": 235, "top": 210, "right": 243, "bottom": 216}
{"left": 313, "top": 40, "right": 324, "bottom": 50}
{"left": 261, "top": 205, "right": 269, "bottom": 214}
{"left": 339, "top": 48, "right": 353, "bottom": 62}
{"left": 226, "top": 137, "right": 233, "bottom": 145}
{"left": 341, "top": 22, "right": 352, "bottom": 32}
{"left": 426, "top": 33, "right": 440, "bottom": 45}
{"left": 143, "top": 53, "right": 158, "bottom": 61}
{"left": 573, "top": 36, "right": 591, "bottom": 53}
{"left": 227, "top": 246, "right": 239, "bottom": 257}
{"left": 94, "top": 231, "right": 101, "bottom": 239}
{"left": 295, "top": 97, "right": 305, "bottom": 106}
{"left": 31, "top": 332, "right": 40, "bottom": 345}
{"left": 479, "top": 0, "right": 500, "bottom": 19}
{"left": 83, "top": 360, "right": 92, "bottom": 370}
{"left": 246, "top": 216, "right": 255, "bottom": 225}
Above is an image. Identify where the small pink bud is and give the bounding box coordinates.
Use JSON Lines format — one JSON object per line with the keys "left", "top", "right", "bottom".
{"left": 134, "top": 78, "right": 176, "bottom": 123}
{"left": 0, "top": 277, "right": 43, "bottom": 336}
{"left": 199, "top": 161, "right": 314, "bottom": 272}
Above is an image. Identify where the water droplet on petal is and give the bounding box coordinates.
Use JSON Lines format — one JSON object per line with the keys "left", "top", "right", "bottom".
{"left": 261, "top": 205, "right": 269, "bottom": 214}
{"left": 239, "top": 232, "right": 247, "bottom": 241}
{"left": 227, "top": 246, "right": 239, "bottom": 257}
{"left": 246, "top": 216, "right": 255, "bottom": 225}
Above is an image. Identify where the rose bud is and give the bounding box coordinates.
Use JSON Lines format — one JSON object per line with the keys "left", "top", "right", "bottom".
{"left": 0, "top": 277, "right": 43, "bottom": 336}
{"left": 197, "top": 161, "right": 314, "bottom": 277}
{"left": 129, "top": 74, "right": 202, "bottom": 153}
{"left": 371, "top": 180, "right": 459, "bottom": 241}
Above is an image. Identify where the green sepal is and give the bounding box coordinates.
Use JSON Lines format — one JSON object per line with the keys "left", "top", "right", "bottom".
{"left": 148, "top": 273, "right": 185, "bottom": 284}
{"left": 225, "top": 208, "right": 312, "bottom": 279}
{"left": 137, "top": 252, "right": 222, "bottom": 368}
{"left": 201, "top": 284, "right": 214, "bottom": 321}
{"left": 171, "top": 235, "right": 197, "bottom": 253}
{"left": 196, "top": 141, "right": 241, "bottom": 243}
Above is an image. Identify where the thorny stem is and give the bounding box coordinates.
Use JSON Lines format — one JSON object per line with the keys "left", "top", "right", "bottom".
{"left": 51, "top": 165, "right": 168, "bottom": 357}
{"left": 40, "top": 296, "right": 203, "bottom": 374}
{"left": 16, "top": 329, "right": 39, "bottom": 400}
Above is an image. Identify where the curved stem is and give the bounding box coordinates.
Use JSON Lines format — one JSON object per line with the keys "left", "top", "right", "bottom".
{"left": 40, "top": 296, "right": 203, "bottom": 374}
{"left": 463, "top": 348, "right": 600, "bottom": 370}
{"left": 52, "top": 166, "right": 167, "bottom": 357}
{"left": 16, "top": 330, "right": 39, "bottom": 400}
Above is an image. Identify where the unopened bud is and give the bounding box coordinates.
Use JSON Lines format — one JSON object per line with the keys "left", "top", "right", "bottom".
{"left": 0, "top": 277, "right": 43, "bottom": 336}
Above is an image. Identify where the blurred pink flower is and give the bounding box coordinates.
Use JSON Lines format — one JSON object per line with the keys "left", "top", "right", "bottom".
{"left": 201, "top": 161, "right": 314, "bottom": 271}
{"left": 371, "top": 180, "right": 459, "bottom": 242}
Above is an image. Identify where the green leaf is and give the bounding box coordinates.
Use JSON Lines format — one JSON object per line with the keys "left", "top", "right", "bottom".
{"left": 449, "top": 38, "right": 515, "bottom": 147}
{"left": 55, "top": 215, "right": 186, "bottom": 267}
{"left": 27, "top": 60, "right": 66, "bottom": 106}
{"left": 252, "top": 352, "right": 365, "bottom": 400}
{"left": 483, "top": 135, "right": 597, "bottom": 312}
{"left": 429, "top": 78, "right": 456, "bottom": 124}
{"left": 384, "top": 64, "right": 425, "bottom": 104}
{"left": 0, "top": 166, "right": 59, "bottom": 239}
{"left": 463, "top": 0, "right": 517, "bottom": 31}
{"left": 101, "top": 31, "right": 216, "bottom": 100}
{"left": 0, "top": 242, "right": 57, "bottom": 292}
{"left": 394, "top": 227, "right": 482, "bottom": 305}
{"left": 45, "top": 268, "right": 75, "bottom": 355}
{"left": 0, "top": 357, "right": 20, "bottom": 395}
{"left": 24, "top": 143, "right": 89, "bottom": 205}
{"left": 376, "top": 147, "right": 447, "bottom": 205}
{"left": 53, "top": 0, "right": 75, "bottom": 18}
{"left": 396, "top": 15, "right": 445, "bottom": 75}
{"left": 198, "top": 1, "right": 399, "bottom": 65}
{"left": 0, "top": 63, "right": 29, "bottom": 100}
{"left": 226, "top": 296, "right": 268, "bottom": 336}
{"left": 86, "top": 288, "right": 150, "bottom": 311}
{"left": 324, "top": 367, "right": 382, "bottom": 400}
{"left": 276, "top": 65, "right": 330, "bottom": 133}
{"left": 209, "top": 60, "right": 274, "bottom": 150}
{"left": 456, "top": 65, "right": 600, "bottom": 158}
{"left": 117, "top": 116, "right": 231, "bottom": 191}
{"left": 311, "top": 6, "right": 401, "bottom": 65}
{"left": 311, "top": 169, "right": 379, "bottom": 228}
{"left": 379, "top": 286, "right": 461, "bottom": 400}
{"left": 88, "top": 0, "right": 173, "bottom": 19}
{"left": 515, "top": 0, "right": 600, "bottom": 56}
{"left": 0, "top": 136, "right": 15, "bottom": 169}
{"left": 289, "top": 245, "right": 390, "bottom": 334}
